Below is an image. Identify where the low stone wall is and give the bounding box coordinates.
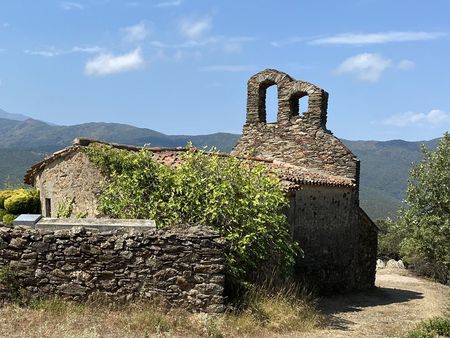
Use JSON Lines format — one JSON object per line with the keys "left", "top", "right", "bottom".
{"left": 0, "top": 225, "right": 225, "bottom": 313}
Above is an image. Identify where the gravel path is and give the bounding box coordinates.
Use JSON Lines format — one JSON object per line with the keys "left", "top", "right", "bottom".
{"left": 291, "top": 268, "right": 449, "bottom": 338}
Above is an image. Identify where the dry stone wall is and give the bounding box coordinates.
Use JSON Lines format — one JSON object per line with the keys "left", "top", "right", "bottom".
{"left": 0, "top": 225, "right": 225, "bottom": 313}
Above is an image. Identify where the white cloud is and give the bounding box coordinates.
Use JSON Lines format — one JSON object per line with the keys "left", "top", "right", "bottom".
{"left": 311, "top": 31, "right": 446, "bottom": 45}
{"left": 335, "top": 53, "right": 392, "bottom": 82}
{"left": 71, "top": 46, "right": 103, "bottom": 53}
{"left": 382, "top": 110, "right": 450, "bottom": 127}
{"left": 397, "top": 59, "right": 415, "bottom": 70}
{"left": 151, "top": 37, "right": 218, "bottom": 49}
{"left": 150, "top": 40, "right": 170, "bottom": 48}
{"left": 25, "top": 45, "right": 102, "bottom": 57}
{"left": 222, "top": 37, "right": 255, "bottom": 54}
{"left": 155, "top": 0, "right": 183, "bottom": 8}
{"left": 179, "top": 16, "right": 211, "bottom": 40}
{"left": 60, "top": 1, "right": 84, "bottom": 10}
{"left": 335, "top": 54, "right": 416, "bottom": 81}
{"left": 201, "top": 65, "right": 257, "bottom": 72}
{"left": 121, "top": 22, "right": 149, "bottom": 43}
{"left": 85, "top": 48, "right": 144, "bottom": 76}
{"left": 150, "top": 36, "right": 253, "bottom": 52}
{"left": 24, "top": 47, "right": 60, "bottom": 57}
{"left": 270, "top": 36, "right": 309, "bottom": 48}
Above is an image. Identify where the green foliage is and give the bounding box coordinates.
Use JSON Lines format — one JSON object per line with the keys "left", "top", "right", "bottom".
{"left": 2, "top": 213, "right": 17, "bottom": 225}
{"left": 376, "top": 218, "right": 403, "bottom": 259}
{"left": 0, "top": 266, "right": 18, "bottom": 288}
{"left": 3, "top": 189, "right": 40, "bottom": 215}
{"left": 397, "top": 132, "right": 450, "bottom": 283}
{"left": 0, "top": 190, "right": 13, "bottom": 208}
{"left": 75, "top": 211, "right": 88, "bottom": 219}
{"left": 84, "top": 144, "right": 300, "bottom": 288}
{"left": 0, "top": 266, "right": 28, "bottom": 304}
{"left": 405, "top": 316, "right": 450, "bottom": 338}
{"left": 0, "top": 209, "right": 8, "bottom": 221}
{"left": 56, "top": 198, "right": 74, "bottom": 218}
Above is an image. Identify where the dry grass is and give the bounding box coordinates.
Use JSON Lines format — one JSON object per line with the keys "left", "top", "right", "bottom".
{"left": 0, "top": 288, "right": 321, "bottom": 338}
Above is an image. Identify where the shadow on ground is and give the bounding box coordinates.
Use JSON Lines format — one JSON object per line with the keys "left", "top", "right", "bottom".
{"left": 317, "top": 287, "right": 424, "bottom": 330}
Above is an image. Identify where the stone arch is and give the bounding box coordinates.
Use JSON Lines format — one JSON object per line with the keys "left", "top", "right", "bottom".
{"left": 286, "top": 80, "right": 328, "bottom": 128}
{"left": 246, "top": 69, "right": 294, "bottom": 124}
{"left": 289, "top": 91, "right": 308, "bottom": 117}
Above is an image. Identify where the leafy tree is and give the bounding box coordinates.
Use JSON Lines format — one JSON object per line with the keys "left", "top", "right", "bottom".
{"left": 376, "top": 218, "right": 402, "bottom": 259}
{"left": 398, "top": 132, "right": 450, "bottom": 281}
{"left": 84, "top": 144, "right": 300, "bottom": 289}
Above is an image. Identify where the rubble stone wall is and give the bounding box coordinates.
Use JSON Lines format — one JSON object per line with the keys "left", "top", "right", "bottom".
{"left": 34, "top": 151, "right": 104, "bottom": 218}
{"left": 286, "top": 185, "right": 377, "bottom": 293}
{"left": 288, "top": 186, "right": 360, "bottom": 292}
{"left": 0, "top": 225, "right": 225, "bottom": 313}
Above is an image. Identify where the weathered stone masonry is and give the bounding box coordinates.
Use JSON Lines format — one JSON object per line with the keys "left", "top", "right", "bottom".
{"left": 233, "top": 69, "right": 376, "bottom": 293}
{"left": 0, "top": 225, "right": 225, "bottom": 313}
{"left": 232, "top": 68, "right": 359, "bottom": 181}
{"left": 287, "top": 186, "right": 374, "bottom": 291}
{"left": 34, "top": 150, "right": 104, "bottom": 218}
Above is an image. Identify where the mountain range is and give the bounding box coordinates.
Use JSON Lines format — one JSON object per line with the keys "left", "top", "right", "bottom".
{"left": 0, "top": 110, "right": 440, "bottom": 220}
{"left": 0, "top": 108, "right": 30, "bottom": 122}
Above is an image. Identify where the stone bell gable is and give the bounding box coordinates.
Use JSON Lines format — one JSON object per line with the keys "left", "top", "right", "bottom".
{"left": 232, "top": 69, "right": 359, "bottom": 182}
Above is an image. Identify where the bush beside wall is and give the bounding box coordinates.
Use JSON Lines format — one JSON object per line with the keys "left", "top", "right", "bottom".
{"left": 0, "top": 189, "right": 40, "bottom": 225}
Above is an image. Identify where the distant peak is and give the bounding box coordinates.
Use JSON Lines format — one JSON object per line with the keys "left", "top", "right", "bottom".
{"left": 0, "top": 108, "right": 30, "bottom": 122}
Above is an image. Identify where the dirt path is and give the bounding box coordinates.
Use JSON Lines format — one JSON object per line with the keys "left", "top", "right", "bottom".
{"left": 292, "top": 268, "right": 449, "bottom": 338}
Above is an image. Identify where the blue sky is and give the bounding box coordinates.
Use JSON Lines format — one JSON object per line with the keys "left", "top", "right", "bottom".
{"left": 0, "top": 0, "right": 449, "bottom": 141}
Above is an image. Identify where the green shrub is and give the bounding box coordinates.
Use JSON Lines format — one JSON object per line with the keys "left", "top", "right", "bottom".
{"left": 4, "top": 189, "right": 40, "bottom": 215}
{"left": 84, "top": 144, "right": 300, "bottom": 291}
{"left": 409, "top": 259, "right": 449, "bottom": 285}
{"left": 0, "top": 266, "right": 20, "bottom": 295}
{"left": 0, "top": 209, "right": 8, "bottom": 221}
{"left": 3, "top": 213, "right": 17, "bottom": 225}
{"left": 56, "top": 198, "right": 74, "bottom": 218}
{"left": 377, "top": 218, "right": 403, "bottom": 259}
{"left": 0, "top": 190, "right": 13, "bottom": 209}
{"left": 405, "top": 316, "right": 450, "bottom": 338}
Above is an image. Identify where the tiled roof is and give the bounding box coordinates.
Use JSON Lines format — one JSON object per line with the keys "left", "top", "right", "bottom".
{"left": 24, "top": 137, "right": 356, "bottom": 189}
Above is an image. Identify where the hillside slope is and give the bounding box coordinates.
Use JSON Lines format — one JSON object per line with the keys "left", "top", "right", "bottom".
{"left": 0, "top": 118, "right": 239, "bottom": 151}
{"left": 342, "top": 139, "right": 439, "bottom": 219}
{"left": 0, "top": 108, "right": 30, "bottom": 122}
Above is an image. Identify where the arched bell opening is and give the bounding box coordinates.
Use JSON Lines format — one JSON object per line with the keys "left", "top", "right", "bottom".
{"left": 289, "top": 91, "right": 309, "bottom": 118}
